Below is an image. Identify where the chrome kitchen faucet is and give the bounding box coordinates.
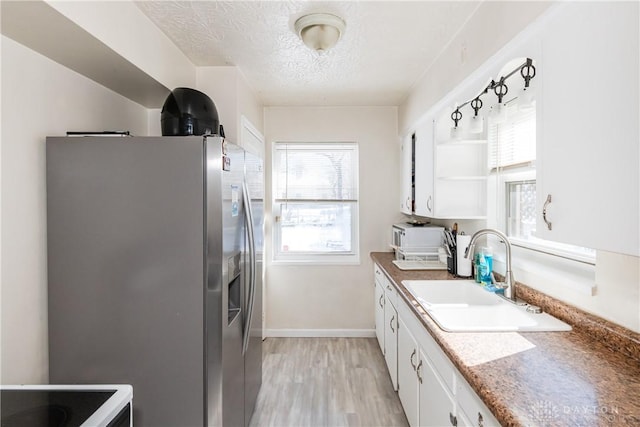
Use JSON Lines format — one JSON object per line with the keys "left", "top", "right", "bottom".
{"left": 464, "top": 228, "right": 518, "bottom": 303}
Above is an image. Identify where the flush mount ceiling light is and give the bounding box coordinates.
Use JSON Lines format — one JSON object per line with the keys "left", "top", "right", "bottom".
{"left": 294, "top": 13, "right": 346, "bottom": 52}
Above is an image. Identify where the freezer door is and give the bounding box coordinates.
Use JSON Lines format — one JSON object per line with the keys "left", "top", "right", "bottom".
{"left": 46, "top": 136, "right": 205, "bottom": 427}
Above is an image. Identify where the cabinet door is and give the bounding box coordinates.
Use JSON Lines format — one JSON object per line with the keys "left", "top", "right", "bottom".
{"left": 384, "top": 298, "right": 398, "bottom": 390}
{"left": 374, "top": 279, "right": 385, "bottom": 354}
{"left": 418, "top": 349, "right": 456, "bottom": 427}
{"left": 400, "top": 133, "right": 414, "bottom": 214}
{"left": 537, "top": 2, "right": 639, "bottom": 256}
{"left": 414, "top": 120, "right": 435, "bottom": 217}
{"left": 397, "top": 315, "right": 419, "bottom": 427}
{"left": 457, "top": 374, "right": 500, "bottom": 427}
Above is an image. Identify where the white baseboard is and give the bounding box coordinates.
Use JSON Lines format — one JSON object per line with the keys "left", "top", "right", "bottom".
{"left": 264, "top": 329, "right": 376, "bottom": 338}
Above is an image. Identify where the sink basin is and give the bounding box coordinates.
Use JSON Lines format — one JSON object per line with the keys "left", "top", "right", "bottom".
{"left": 402, "top": 280, "right": 572, "bottom": 333}
{"left": 403, "top": 280, "right": 501, "bottom": 308}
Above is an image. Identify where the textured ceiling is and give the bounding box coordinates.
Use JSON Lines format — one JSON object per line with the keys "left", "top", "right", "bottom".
{"left": 136, "top": 1, "right": 481, "bottom": 106}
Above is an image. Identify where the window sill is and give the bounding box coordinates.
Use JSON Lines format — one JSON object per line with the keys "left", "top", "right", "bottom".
{"left": 271, "top": 254, "right": 361, "bottom": 266}
{"left": 491, "top": 243, "right": 596, "bottom": 296}
{"left": 510, "top": 237, "right": 596, "bottom": 265}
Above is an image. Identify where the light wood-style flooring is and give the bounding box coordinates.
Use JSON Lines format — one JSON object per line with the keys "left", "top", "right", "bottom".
{"left": 249, "top": 337, "right": 409, "bottom": 427}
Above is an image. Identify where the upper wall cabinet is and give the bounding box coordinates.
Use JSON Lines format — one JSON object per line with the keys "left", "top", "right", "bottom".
{"left": 536, "top": 2, "right": 639, "bottom": 256}
{"left": 402, "top": 2, "right": 638, "bottom": 256}
{"left": 405, "top": 112, "right": 487, "bottom": 220}
{"left": 400, "top": 133, "right": 415, "bottom": 215}
{"left": 432, "top": 111, "right": 488, "bottom": 219}
{"left": 414, "top": 120, "right": 435, "bottom": 217}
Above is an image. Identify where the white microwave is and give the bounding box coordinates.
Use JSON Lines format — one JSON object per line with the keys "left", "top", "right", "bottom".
{"left": 392, "top": 223, "right": 444, "bottom": 249}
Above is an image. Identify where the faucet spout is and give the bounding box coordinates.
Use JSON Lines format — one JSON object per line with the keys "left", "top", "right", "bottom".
{"left": 464, "top": 228, "right": 517, "bottom": 302}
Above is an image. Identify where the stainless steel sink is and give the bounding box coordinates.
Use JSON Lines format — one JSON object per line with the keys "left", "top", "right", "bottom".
{"left": 402, "top": 280, "right": 572, "bottom": 332}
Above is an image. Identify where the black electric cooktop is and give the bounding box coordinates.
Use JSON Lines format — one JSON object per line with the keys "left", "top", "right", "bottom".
{"left": 0, "top": 389, "right": 115, "bottom": 427}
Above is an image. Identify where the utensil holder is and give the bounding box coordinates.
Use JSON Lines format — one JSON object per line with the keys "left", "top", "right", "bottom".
{"left": 447, "top": 247, "right": 457, "bottom": 275}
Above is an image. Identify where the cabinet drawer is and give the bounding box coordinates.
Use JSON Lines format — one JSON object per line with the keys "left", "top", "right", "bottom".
{"left": 457, "top": 375, "right": 500, "bottom": 427}
{"left": 373, "top": 263, "right": 398, "bottom": 307}
{"left": 383, "top": 278, "right": 399, "bottom": 309}
{"left": 374, "top": 263, "right": 385, "bottom": 286}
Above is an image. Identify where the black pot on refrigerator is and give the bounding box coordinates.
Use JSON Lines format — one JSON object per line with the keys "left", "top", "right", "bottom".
{"left": 161, "top": 87, "right": 220, "bottom": 136}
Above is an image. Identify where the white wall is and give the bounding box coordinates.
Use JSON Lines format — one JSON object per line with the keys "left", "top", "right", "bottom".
{"left": 263, "top": 107, "right": 402, "bottom": 335}
{"left": 47, "top": 0, "right": 196, "bottom": 91}
{"left": 399, "top": 1, "right": 551, "bottom": 135}
{"left": 196, "top": 66, "right": 264, "bottom": 146}
{"left": 1, "top": 36, "right": 149, "bottom": 384}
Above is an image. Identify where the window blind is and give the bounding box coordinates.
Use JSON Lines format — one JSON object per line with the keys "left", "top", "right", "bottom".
{"left": 274, "top": 143, "right": 358, "bottom": 202}
{"left": 488, "top": 101, "right": 536, "bottom": 170}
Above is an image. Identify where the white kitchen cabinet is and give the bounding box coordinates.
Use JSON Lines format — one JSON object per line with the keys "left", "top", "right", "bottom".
{"left": 384, "top": 289, "right": 399, "bottom": 391}
{"left": 398, "top": 310, "right": 457, "bottom": 427}
{"left": 400, "top": 132, "right": 415, "bottom": 214}
{"left": 374, "top": 265, "right": 386, "bottom": 354}
{"left": 536, "top": 2, "right": 639, "bottom": 256}
{"left": 375, "top": 264, "right": 500, "bottom": 425}
{"left": 457, "top": 374, "right": 500, "bottom": 427}
{"left": 432, "top": 110, "right": 488, "bottom": 219}
{"left": 394, "top": 291, "right": 500, "bottom": 427}
{"left": 419, "top": 348, "right": 457, "bottom": 427}
{"left": 374, "top": 263, "right": 399, "bottom": 391}
{"left": 414, "top": 119, "right": 435, "bottom": 217}
{"left": 403, "top": 110, "right": 488, "bottom": 219}
{"left": 397, "top": 315, "right": 420, "bottom": 427}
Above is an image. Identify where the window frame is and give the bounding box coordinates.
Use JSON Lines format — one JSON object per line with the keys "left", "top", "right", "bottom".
{"left": 271, "top": 141, "right": 360, "bottom": 265}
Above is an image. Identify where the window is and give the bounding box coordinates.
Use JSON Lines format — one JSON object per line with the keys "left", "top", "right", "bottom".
{"left": 506, "top": 179, "right": 536, "bottom": 240}
{"left": 272, "top": 142, "right": 359, "bottom": 263}
{"left": 489, "top": 100, "right": 595, "bottom": 262}
{"left": 488, "top": 101, "right": 536, "bottom": 171}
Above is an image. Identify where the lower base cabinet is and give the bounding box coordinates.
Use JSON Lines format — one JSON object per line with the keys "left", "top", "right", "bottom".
{"left": 375, "top": 264, "right": 399, "bottom": 391}
{"left": 373, "top": 263, "right": 499, "bottom": 426}
{"left": 374, "top": 275, "right": 385, "bottom": 353}
{"left": 398, "top": 315, "right": 419, "bottom": 426}
{"left": 392, "top": 277, "right": 500, "bottom": 427}
{"left": 456, "top": 374, "right": 499, "bottom": 427}
{"left": 384, "top": 294, "right": 398, "bottom": 391}
{"left": 419, "top": 349, "right": 457, "bottom": 427}
{"left": 398, "top": 310, "right": 457, "bottom": 427}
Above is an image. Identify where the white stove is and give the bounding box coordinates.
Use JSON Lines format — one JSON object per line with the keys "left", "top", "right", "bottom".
{"left": 0, "top": 384, "right": 132, "bottom": 427}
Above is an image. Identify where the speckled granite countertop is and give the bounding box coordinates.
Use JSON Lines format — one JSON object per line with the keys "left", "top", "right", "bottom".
{"left": 371, "top": 252, "right": 640, "bottom": 426}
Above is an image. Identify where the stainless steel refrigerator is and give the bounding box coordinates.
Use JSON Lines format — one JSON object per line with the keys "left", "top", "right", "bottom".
{"left": 46, "top": 135, "right": 263, "bottom": 427}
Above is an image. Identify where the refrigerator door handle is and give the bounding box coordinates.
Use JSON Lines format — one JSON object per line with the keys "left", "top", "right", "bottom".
{"left": 242, "top": 181, "right": 257, "bottom": 355}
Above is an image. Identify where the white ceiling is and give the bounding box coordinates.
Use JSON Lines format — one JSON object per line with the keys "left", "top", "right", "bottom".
{"left": 135, "top": 1, "right": 482, "bottom": 106}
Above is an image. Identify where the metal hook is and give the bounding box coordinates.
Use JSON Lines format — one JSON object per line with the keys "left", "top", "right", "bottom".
{"left": 451, "top": 108, "right": 462, "bottom": 127}
{"left": 521, "top": 60, "right": 536, "bottom": 88}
